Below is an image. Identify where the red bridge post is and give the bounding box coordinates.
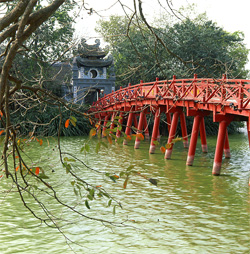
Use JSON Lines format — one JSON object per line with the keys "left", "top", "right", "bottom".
{"left": 200, "top": 117, "right": 208, "bottom": 153}
{"left": 149, "top": 108, "right": 160, "bottom": 154}
{"left": 165, "top": 110, "right": 180, "bottom": 159}
{"left": 116, "top": 112, "right": 124, "bottom": 139}
{"left": 186, "top": 115, "right": 202, "bottom": 165}
{"left": 102, "top": 114, "right": 110, "bottom": 138}
{"left": 123, "top": 108, "right": 134, "bottom": 145}
{"left": 247, "top": 120, "right": 250, "bottom": 148}
{"left": 143, "top": 114, "right": 150, "bottom": 140}
{"left": 224, "top": 130, "right": 230, "bottom": 158}
{"left": 212, "top": 120, "right": 228, "bottom": 175}
{"left": 180, "top": 112, "right": 189, "bottom": 148}
{"left": 166, "top": 112, "right": 171, "bottom": 133}
{"left": 134, "top": 110, "right": 145, "bottom": 149}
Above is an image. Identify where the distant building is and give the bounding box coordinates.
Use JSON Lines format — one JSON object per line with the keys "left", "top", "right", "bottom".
{"left": 71, "top": 39, "right": 115, "bottom": 104}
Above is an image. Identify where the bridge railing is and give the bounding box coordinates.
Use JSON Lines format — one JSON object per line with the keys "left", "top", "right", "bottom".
{"left": 90, "top": 75, "right": 250, "bottom": 111}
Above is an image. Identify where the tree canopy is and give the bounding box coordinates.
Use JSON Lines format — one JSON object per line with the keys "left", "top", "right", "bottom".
{"left": 96, "top": 12, "right": 249, "bottom": 87}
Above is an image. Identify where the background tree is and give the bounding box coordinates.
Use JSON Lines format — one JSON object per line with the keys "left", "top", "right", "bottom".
{"left": 96, "top": 10, "right": 249, "bottom": 88}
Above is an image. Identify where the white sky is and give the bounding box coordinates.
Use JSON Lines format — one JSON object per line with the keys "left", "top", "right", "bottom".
{"left": 74, "top": 0, "right": 250, "bottom": 68}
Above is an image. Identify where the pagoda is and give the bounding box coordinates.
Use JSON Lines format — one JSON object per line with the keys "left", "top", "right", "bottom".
{"left": 72, "top": 39, "right": 115, "bottom": 104}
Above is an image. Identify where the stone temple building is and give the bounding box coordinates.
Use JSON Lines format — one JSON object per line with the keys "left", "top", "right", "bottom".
{"left": 70, "top": 39, "right": 115, "bottom": 104}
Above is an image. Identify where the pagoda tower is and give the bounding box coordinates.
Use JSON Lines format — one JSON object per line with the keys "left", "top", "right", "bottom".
{"left": 72, "top": 39, "right": 115, "bottom": 104}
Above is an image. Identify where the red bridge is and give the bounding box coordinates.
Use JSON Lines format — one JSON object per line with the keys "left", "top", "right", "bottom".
{"left": 89, "top": 74, "right": 250, "bottom": 181}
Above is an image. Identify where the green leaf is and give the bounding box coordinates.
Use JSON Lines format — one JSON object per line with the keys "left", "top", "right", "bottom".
{"left": 114, "top": 116, "right": 123, "bottom": 120}
{"left": 109, "top": 176, "right": 117, "bottom": 183}
{"left": 108, "top": 199, "right": 112, "bottom": 207}
{"left": 87, "top": 194, "right": 94, "bottom": 200}
{"left": 70, "top": 116, "right": 77, "bottom": 122}
{"left": 148, "top": 178, "right": 159, "bottom": 186}
{"left": 85, "top": 143, "right": 90, "bottom": 152}
{"left": 119, "top": 171, "right": 125, "bottom": 177}
{"left": 64, "top": 157, "right": 76, "bottom": 162}
{"left": 39, "top": 173, "right": 49, "bottom": 179}
{"left": 95, "top": 142, "right": 101, "bottom": 153}
{"left": 85, "top": 200, "right": 90, "bottom": 209}
{"left": 69, "top": 118, "right": 76, "bottom": 127}
{"left": 113, "top": 205, "right": 116, "bottom": 215}
{"left": 73, "top": 187, "right": 78, "bottom": 196}
{"left": 102, "top": 192, "right": 110, "bottom": 199}
{"left": 126, "top": 165, "right": 134, "bottom": 171}
{"left": 100, "top": 141, "right": 108, "bottom": 148}
{"left": 71, "top": 181, "right": 75, "bottom": 186}
{"left": 153, "top": 140, "right": 160, "bottom": 146}
{"left": 89, "top": 188, "right": 95, "bottom": 198}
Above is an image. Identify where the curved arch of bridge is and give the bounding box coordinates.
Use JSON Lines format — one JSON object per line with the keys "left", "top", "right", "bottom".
{"left": 89, "top": 75, "right": 250, "bottom": 183}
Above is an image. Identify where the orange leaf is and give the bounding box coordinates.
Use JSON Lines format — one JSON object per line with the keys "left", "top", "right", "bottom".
{"left": 89, "top": 128, "right": 97, "bottom": 137}
{"left": 39, "top": 139, "right": 43, "bottom": 146}
{"left": 88, "top": 117, "right": 93, "bottom": 125}
{"left": 107, "top": 135, "right": 112, "bottom": 144}
{"left": 16, "top": 166, "right": 19, "bottom": 171}
{"left": 136, "top": 133, "right": 144, "bottom": 141}
{"left": 96, "top": 185, "right": 102, "bottom": 188}
{"left": 35, "top": 167, "right": 40, "bottom": 175}
{"left": 65, "top": 119, "right": 70, "bottom": 128}
{"left": 15, "top": 155, "right": 19, "bottom": 159}
{"left": 160, "top": 146, "right": 166, "bottom": 154}
{"left": 165, "top": 143, "right": 172, "bottom": 149}
{"left": 0, "top": 111, "right": 2, "bottom": 117}
{"left": 123, "top": 177, "right": 128, "bottom": 189}
{"left": 0, "top": 130, "right": 4, "bottom": 135}
{"left": 113, "top": 175, "right": 119, "bottom": 179}
{"left": 95, "top": 123, "right": 100, "bottom": 128}
{"left": 126, "top": 135, "right": 132, "bottom": 141}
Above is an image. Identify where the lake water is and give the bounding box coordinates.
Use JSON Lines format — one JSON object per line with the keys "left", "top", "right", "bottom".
{"left": 0, "top": 132, "right": 249, "bottom": 253}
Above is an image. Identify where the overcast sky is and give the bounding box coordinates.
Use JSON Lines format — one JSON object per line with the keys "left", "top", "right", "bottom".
{"left": 74, "top": 0, "right": 250, "bottom": 67}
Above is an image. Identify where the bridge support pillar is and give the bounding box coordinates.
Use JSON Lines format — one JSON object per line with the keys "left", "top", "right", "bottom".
{"left": 224, "top": 130, "right": 230, "bottom": 158}
{"left": 165, "top": 111, "right": 180, "bottom": 159}
{"left": 116, "top": 112, "right": 124, "bottom": 139}
{"left": 149, "top": 108, "right": 160, "bottom": 154}
{"left": 247, "top": 120, "right": 250, "bottom": 149}
{"left": 180, "top": 112, "right": 189, "bottom": 148}
{"left": 123, "top": 109, "right": 134, "bottom": 145}
{"left": 102, "top": 114, "right": 110, "bottom": 138}
{"left": 200, "top": 117, "right": 208, "bottom": 153}
{"left": 212, "top": 120, "right": 227, "bottom": 175}
{"left": 133, "top": 114, "right": 138, "bottom": 130}
{"left": 143, "top": 114, "right": 150, "bottom": 140}
{"left": 186, "top": 115, "right": 202, "bottom": 165}
{"left": 134, "top": 110, "right": 145, "bottom": 149}
{"left": 166, "top": 112, "right": 171, "bottom": 133}
{"left": 109, "top": 112, "right": 116, "bottom": 132}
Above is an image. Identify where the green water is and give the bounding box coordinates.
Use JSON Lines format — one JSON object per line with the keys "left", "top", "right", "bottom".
{"left": 0, "top": 132, "right": 249, "bottom": 253}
